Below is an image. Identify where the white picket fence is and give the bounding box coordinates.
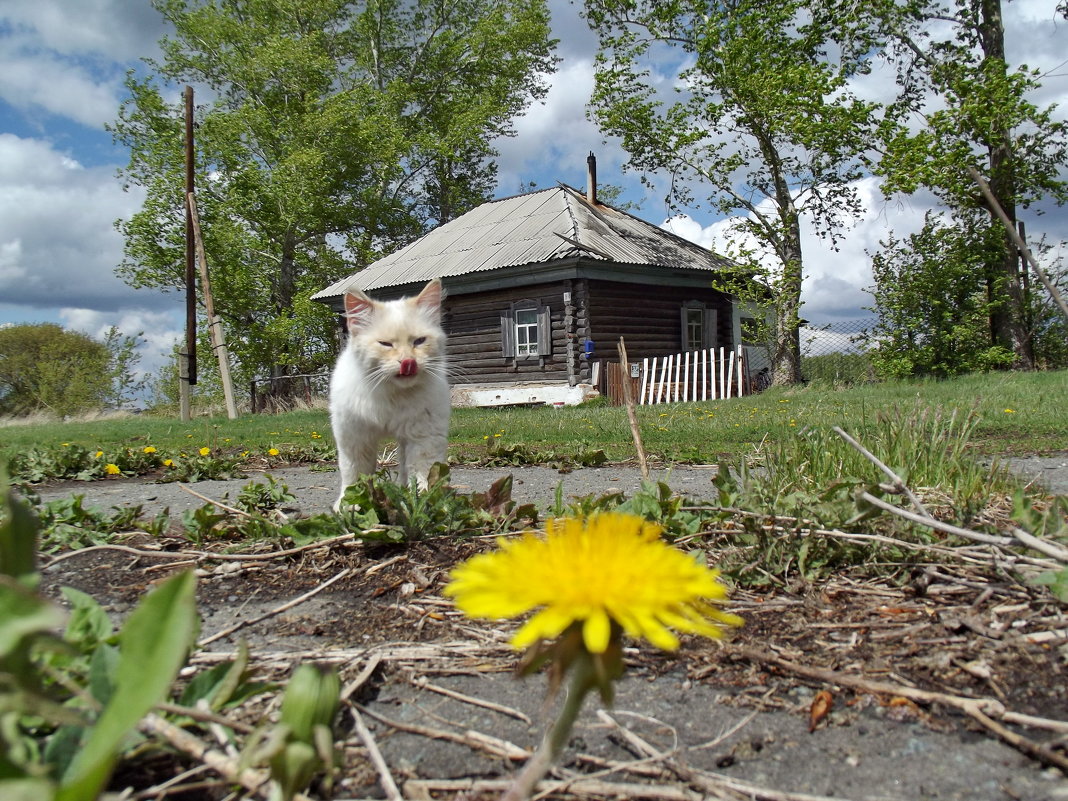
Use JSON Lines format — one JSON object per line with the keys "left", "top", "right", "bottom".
{"left": 638, "top": 345, "right": 747, "bottom": 405}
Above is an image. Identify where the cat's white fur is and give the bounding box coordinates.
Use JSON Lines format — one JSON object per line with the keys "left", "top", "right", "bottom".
{"left": 329, "top": 279, "right": 450, "bottom": 511}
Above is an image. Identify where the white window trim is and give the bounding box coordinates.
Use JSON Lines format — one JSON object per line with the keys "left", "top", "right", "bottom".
{"left": 502, "top": 301, "right": 551, "bottom": 361}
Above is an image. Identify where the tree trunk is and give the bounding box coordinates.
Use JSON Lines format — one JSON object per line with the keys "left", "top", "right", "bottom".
{"left": 772, "top": 253, "right": 804, "bottom": 386}
{"left": 267, "top": 235, "right": 301, "bottom": 404}
{"left": 979, "top": 0, "right": 1034, "bottom": 369}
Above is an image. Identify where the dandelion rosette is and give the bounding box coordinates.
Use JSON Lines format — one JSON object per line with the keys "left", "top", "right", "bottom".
{"left": 445, "top": 512, "right": 742, "bottom": 654}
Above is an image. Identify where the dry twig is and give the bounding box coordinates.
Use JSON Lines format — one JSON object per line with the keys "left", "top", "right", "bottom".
{"left": 348, "top": 704, "right": 403, "bottom": 801}
{"left": 356, "top": 702, "right": 530, "bottom": 761}
{"left": 197, "top": 567, "right": 353, "bottom": 647}
{"left": 138, "top": 712, "right": 310, "bottom": 801}
{"left": 732, "top": 645, "right": 1068, "bottom": 774}
{"left": 833, "top": 425, "right": 930, "bottom": 517}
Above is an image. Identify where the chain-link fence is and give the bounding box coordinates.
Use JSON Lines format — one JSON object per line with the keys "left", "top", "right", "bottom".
{"left": 249, "top": 372, "right": 331, "bottom": 413}
{"left": 800, "top": 318, "right": 877, "bottom": 385}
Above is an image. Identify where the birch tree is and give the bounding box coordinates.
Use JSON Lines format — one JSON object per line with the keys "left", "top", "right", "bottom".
{"left": 874, "top": 0, "right": 1068, "bottom": 370}
{"left": 586, "top": 0, "right": 876, "bottom": 384}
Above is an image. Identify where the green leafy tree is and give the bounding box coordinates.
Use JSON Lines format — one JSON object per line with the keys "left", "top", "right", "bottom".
{"left": 1024, "top": 241, "right": 1068, "bottom": 369}
{"left": 873, "top": 0, "right": 1068, "bottom": 369}
{"left": 866, "top": 211, "right": 1015, "bottom": 378}
{"left": 585, "top": 0, "right": 877, "bottom": 385}
{"left": 112, "top": 0, "right": 556, "bottom": 384}
{"left": 0, "top": 325, "right": 145, "bottom": 417}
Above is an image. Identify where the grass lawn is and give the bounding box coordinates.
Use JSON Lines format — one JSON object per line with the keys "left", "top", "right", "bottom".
{"left": 1, "top": 369, "right": 1066, "bottom": 472}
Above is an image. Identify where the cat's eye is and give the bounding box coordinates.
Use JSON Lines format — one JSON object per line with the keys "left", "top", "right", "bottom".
{"left": 413, "top": 337, "right": 426, "bottom": 346}
{"left": 377, "top": 341, "right": 392, "bottom": 347}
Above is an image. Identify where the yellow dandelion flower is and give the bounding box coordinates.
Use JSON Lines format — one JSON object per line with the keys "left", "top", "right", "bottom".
{"left": 95, "top": 450, "right": 104, "bottom": 458}
{"left": 445, "top": 513, "right": 742, "bottom": 654}
{"left": 143, "top": 446, "right": 157, "bottom": 454}
{"left": 199, "top": 447, "right": 211, "bottom": 456}
{"left": 104, "top": 463, "right": 121, "bottom": 475}
{"left": 268, "top": 447, "right": 280, "bottom": 456}
{"left": 163, "top": 459, "right": 174, "bottom": 467}
{"left": 1003, "top": 408, "right": 1015, "bottom": 414}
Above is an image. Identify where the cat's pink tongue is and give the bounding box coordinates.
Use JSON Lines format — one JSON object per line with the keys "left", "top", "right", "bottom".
{"left": 398, "top": 359, "right": 418, "bottom": 377}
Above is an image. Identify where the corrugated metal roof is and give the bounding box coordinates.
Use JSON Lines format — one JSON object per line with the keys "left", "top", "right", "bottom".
{"left": 312, "top": 185, "right": 733, "bottom": 301}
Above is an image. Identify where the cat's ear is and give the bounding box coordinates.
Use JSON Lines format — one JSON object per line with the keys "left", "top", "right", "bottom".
{"left": 344, "top": 291, "right": 376, "bottom": 333}
{"left": 415, "top": 279, "right": 443, "bottom": 317}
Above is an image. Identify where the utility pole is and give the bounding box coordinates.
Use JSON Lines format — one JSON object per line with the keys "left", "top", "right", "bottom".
{"left": 180, "top": 85, "right": 197, "bottom": 421}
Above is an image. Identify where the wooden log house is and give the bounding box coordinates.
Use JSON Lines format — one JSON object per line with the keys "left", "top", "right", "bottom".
{"left": 312, "top": 159, "right": 753, "bottom": 406}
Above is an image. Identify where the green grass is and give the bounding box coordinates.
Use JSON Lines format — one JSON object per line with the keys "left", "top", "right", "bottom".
{"left": 450, "top": 369, "right": 1068, "bottom": 462}
{"left": 1, "top": 370, "right": 1065, "bottom": 476}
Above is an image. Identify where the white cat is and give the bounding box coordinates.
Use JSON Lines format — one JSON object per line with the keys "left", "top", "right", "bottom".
{"left": 329, "top": 279, "right": 450, "bottom": 511}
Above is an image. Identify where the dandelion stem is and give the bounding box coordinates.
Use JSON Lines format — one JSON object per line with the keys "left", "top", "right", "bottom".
{"left": 501, "top": 657, "right": 594, "bottom": 801}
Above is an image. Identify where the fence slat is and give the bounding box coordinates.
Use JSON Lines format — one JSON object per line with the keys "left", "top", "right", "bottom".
{"left": 696, "top": 350, "right": 701, "bottom": 399}
{"left": 683, "top": 351, "right": 690, "bottom": 402}
{"left": 629, "top": 346, "right": 752, "bottom": 407}
{"left": 736, "top": 345, "right": 744, "bottom": 396}
{"left": 717, "top": 346, "right": 725, "bottom": 399}
{"left": 726, "top": 349, "right": 736, "bottom": 399}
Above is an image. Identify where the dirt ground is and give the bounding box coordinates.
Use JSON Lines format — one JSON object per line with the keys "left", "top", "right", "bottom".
{"left": 26, "top": 459, "right": 1068, "bottom": 801}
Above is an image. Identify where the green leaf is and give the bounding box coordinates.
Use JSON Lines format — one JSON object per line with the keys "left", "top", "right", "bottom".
{"left": 0, "top": 778, "right": 57, "bottom": 801}
{"left": 88, "top": 644, "right": 120, "bottom": 706}
{"left": 0, "top": 578, "right": 64, "bottom": 658}
{"left": 60, "top": 587, "right": 114, "bottom": 649}
{"left": 1031, "top": 568, "right": 1068, "bottom": 603}
{"left": 42, "top": 726, "right": 84, "bottom": 782}
{"left": 57, "top": 570, "right": 197, "bottom": 801}
{"left": 0, "top": 476, "right": 40, "bottom": 585}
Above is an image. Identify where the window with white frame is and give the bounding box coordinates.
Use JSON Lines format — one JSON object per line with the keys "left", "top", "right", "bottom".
{"left": 680, "top": 302, "right": 717, "bottom": 350}
{"left": 685, "top": 307, "right": 704, "bottom": 351}
{"left": 502, "top": 301, "right": 551, "bottom": 359}
{"left": 515, "top": 308, "right": 539, "bottom": 355}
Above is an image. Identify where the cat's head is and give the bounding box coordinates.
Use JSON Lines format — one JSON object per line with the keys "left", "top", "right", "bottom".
{"left": 343, "top": 279, "right": 445, "bottom": 386}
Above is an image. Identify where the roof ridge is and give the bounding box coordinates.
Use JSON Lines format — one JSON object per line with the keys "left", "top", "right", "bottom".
{"left": 559, "top": 184, "right": 581, "bottom": 245}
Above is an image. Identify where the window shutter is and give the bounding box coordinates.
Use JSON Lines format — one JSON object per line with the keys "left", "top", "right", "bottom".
{"left": 501, "top": 308, "right": 516, "bottom": 358}
{"left": 537, "top": 305, "right": 551, "bottom": 355}
{"left": 705, "top": 308, "right": 719, "bottom": 348}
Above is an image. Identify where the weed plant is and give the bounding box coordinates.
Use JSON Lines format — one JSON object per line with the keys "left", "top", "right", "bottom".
{"left": 2, "top": 371, "right": 1066, "bottom": 481}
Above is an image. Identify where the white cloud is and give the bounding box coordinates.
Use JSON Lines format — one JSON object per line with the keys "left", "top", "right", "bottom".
{"left": 0, "top": 43, "right": 124, "bottom": 128}
{"left": 0, "top": 239, "right": 26, "bottom": 285}
{"left": 0, "top": 0, "right": 165, "bottom": 128}
{"left": 2, "top": 0, "right": 164, "bottom": 62}
{"left": 494, "top": 58, "right": 608, "bottom": 193}
{"left": 60, "top": 305, "right": 183, "bottom": 379}
{"left": 0, "top": 133, "right": 158, "bottom": 312}
{"left": 664, "top": 178, "right": 936, "bottom": 323}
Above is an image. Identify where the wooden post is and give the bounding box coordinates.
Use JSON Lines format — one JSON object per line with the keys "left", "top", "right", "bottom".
{"left": 187, "top": 193, "right": 239, "bottom": 419}
{"left": 969, "top": 166, "right": 1068, "bottom": 326}
{"left": 618, "top": 338, "right": 649, "bottom": 480}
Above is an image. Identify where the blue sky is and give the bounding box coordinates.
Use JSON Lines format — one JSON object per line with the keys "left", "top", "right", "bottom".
{"left": 1, "top": 0, "right": 1066, "bottom": 375}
